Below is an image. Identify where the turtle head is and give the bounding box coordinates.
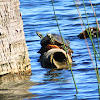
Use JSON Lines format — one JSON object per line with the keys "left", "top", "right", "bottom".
{"left": 36, "top": 31, "right": 44, "bottom": 39}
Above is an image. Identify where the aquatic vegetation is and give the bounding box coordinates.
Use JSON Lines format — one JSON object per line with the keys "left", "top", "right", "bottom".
{"left": 51, "top": 0, "right": 100, "bottom": 95}
{"left": 73, "top": 0, "right": 100, "bottom": 94}
{"left": 51, "top": 0, "right": 78, "bottom": 94}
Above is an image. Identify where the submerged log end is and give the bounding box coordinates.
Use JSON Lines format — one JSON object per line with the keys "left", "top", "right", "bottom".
{"left": 40, "top": 48, "right": 72, "bottom": 69}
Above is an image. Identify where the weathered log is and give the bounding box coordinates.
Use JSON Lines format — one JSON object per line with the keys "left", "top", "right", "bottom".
{"left": 0, "top": 0, "right": 31, "bottom": 75}
{"left": 40, "top": 48, "right": 72, "bottom": 69}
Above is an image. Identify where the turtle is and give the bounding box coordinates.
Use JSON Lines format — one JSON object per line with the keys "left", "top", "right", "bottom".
{"left": 78, "top": 27, "right": 100, "bottom": 39}
{"left": 36, "top": 31, "right": 73, "bottom": 56}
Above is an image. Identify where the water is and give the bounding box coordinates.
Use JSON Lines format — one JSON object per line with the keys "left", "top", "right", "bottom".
{"left": 19, "top": 0, "right": 100, "bottom": 99}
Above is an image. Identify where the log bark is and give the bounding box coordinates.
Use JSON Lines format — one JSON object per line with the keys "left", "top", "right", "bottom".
{"left": 0, "top": 0, "right": 31, "bottom": 75}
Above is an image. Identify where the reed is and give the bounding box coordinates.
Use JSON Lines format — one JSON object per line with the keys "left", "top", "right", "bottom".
{"left": 73, "top": 0, "right": 100, "bottom": 94}
{"left": 51, "top": 0, "right": 78, "bottom": 94}
{"left": 51, "top": 0, "right": 100, "bottom": 95}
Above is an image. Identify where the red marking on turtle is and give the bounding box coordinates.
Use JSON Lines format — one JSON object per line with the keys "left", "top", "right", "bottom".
{"left": 45, "top": 44, "right": 60, "bottom": 50}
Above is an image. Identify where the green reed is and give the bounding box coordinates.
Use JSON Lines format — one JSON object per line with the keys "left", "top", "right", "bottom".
{"left": 74, "top": 0, "right": 100, "bottom": 94}
{"left": 51, "top": 0, "right": 78, "bottom": 94}
{"left": 83, "top": 0, "right": 100, "bottom": 85}
{"left": 83, "top": 0, "right": 100, "bottom": 61}
{"left": 89, "top": 1, "right": 100, "bottom": 94}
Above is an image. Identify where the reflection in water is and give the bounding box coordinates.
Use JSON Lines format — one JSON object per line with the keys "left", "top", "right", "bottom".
{"left": 44, "top": 69, "right": 72, "bottom": 83}
{"left": 0, "top": 74, "right": 38, "bottom": 100}
{"left": 30, "top": 69, "right": 76, "bottom": 100}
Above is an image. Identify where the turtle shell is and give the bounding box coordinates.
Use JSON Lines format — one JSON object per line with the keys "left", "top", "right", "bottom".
{"left": 40, "top": 35, "right": 51, "bottom": 46}
{"left": 41, "top": 33, "right": 70, "bottom": 47}
{"left": 51, "top": 34, "right": 70, "bottom": 46}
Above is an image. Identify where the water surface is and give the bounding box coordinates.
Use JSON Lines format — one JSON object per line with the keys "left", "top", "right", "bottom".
{"left": 19, "top": 0, "right": 100, "bottom": 99}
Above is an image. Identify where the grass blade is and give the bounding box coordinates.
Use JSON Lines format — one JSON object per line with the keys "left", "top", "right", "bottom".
{"left": 51, "top": 0, "right": 78, "bottom": 94}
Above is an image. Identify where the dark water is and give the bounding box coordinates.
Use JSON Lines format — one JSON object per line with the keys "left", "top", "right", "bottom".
{"left": 19, "top": 0, "right": 100, "bottom": 99}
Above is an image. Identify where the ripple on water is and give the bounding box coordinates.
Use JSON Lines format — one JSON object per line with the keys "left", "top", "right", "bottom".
{"left": 19, "top": 0, "right": 100, "bottom": 99}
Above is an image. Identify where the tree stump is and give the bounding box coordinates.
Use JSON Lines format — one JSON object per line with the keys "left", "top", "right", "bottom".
{"left": 0, "top": 0, "right": 31, "bottom": 75}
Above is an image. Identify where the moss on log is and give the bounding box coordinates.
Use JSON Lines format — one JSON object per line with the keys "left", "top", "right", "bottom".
{"left": 0, "top": 0, "right": 31, "bottom": 75}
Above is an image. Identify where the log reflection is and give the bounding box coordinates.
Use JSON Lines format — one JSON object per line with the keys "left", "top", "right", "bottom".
{"left": 0, "top": 74, "right": 38, "bottom": 100}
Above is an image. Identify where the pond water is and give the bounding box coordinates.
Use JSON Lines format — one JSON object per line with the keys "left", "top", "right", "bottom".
{"left": 19, "top": 0, "right": 100, "bottom": 99}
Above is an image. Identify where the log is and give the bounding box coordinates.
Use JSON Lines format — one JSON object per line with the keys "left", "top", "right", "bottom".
{"left": 0, "top": 0, "right": 31, "bottom": 75}
{"left": 40, "top": 48, "right": 72, "bottom": 69}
